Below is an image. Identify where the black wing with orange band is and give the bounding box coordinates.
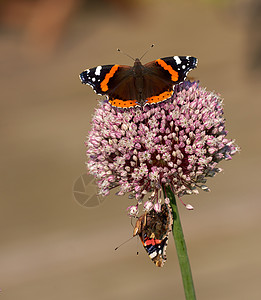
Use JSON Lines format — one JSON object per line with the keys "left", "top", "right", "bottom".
{"left": 80, "top": 64, "right": 125, "bottom": 96}
{"left": 145, "top": 56, "right": 198, "bottom": 85}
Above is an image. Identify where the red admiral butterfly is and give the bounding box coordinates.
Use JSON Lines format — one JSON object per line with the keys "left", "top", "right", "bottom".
{"left": 79, "top": 55, "right": 198, "bottom": 108}
{"left": 133, "top": 203, "right": 173, "bottom": 267}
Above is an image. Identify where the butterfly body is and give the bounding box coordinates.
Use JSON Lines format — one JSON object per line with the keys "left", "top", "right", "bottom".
{"left": 133, "top": 204, "right": 173, "bottom": 267}
{"left": 80, "top": 56, "right": 198, "bottom": 108}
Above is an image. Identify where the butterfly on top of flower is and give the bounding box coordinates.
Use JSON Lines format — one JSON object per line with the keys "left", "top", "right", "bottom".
{"left": 79, "top": 46, "right": 198, "bottom": 108}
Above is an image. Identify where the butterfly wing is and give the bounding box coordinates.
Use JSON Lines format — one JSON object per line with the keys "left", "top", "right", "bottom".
{"left": 133, "top": 204, "right": 173, "bottom": 267}
{"left": 103, "top": 66, "right": 141, "bottom": 108}
{"left": 80, "top": 64, "right": 141, "bottom": 107}
{"left": 143, "top": 56, "right": 198, "bottom": 104}
{"left": 80, "top": 64, "right": 116, "bottom": 95}
{"left": 156, "top": 56, "right": 198, "bottom": 83}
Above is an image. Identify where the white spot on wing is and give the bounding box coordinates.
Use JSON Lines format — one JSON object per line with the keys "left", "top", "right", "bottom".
{"left": 174, "top": 56, "right": 182, "bottom": 65}
{"left": 95, "top": 66, "right": 102, "bottom": 76}
{"left": 149, "top": 251, "right": 157, "bottom": 259}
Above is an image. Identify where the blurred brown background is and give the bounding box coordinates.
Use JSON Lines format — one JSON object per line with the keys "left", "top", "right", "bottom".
{"left": 0, "top": 0, "right": 260, "bottom": 299}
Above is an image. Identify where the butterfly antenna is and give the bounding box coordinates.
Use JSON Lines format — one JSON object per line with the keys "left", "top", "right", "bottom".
{"left": 139, "top": 44, "right": 155, "bottom": 60}
{"left": 115, "top": 236, "right": 135, "bottom": 251}
{"left": 136, "top": 235, "right": 139, "bottom": 256}
{"left": 117, "top": 48, "right": 135, "bottom": 61}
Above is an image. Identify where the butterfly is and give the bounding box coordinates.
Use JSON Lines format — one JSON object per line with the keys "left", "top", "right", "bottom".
{"left": 79, "top": 55, "right": 198, "bottom": 108}
{"left": 133, "top": 203, "right": 173, "bottom": 267}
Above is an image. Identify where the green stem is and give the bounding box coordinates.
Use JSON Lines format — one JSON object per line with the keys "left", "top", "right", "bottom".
{"left": 164, "top": 185, "right": 196, "bottom": 300}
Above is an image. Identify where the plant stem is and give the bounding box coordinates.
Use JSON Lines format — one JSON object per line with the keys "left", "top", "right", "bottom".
{"left": 165, "top": 185, "right": 196, "bottom": 300}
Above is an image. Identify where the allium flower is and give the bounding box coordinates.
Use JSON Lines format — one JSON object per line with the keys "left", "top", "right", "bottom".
{"left": 86, "top": 81, "right": 239, "bottom": 212}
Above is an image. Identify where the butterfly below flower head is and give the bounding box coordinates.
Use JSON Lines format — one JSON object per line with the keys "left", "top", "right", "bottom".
{"left": 133, "top": 203, "right": 173, "bottom": 267}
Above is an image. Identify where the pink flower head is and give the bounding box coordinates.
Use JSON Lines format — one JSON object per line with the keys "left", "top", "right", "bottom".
{"left": 86, "top": 82, "right": 239, "bottom": 212}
